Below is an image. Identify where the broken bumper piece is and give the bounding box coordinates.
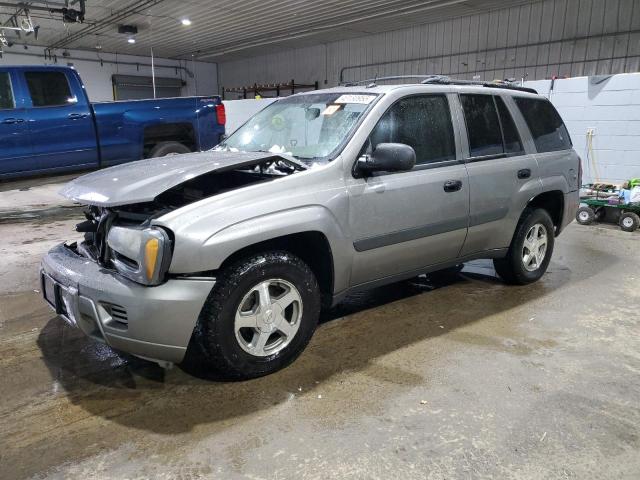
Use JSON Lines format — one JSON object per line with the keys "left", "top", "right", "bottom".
{"left": 40, "top": 243, "right": 215, "bottom": 364}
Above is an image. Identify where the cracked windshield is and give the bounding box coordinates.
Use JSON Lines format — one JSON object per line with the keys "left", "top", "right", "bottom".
{"left": 216, "top": 93, "right": 378, "bottom": 164}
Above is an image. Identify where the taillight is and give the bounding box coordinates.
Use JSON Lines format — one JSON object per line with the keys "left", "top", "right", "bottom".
{"left": 216, "top": 104, "right": 226, "bottom": 126}
{"left": 577, "top": 155, "right": 583, "bottom": 187}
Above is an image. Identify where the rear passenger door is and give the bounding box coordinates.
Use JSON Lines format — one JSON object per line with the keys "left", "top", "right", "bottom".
{"left": 347, "top": 94, "right": 469, "bottom": 286}
{"left": 0, "top": 69, "right": 33, "bottom": 176}
{"left": 458, "top": 93, "right": 542, "bottom": 256}
{"left": 513, "top": 97, "right": 579, "bottom": 194}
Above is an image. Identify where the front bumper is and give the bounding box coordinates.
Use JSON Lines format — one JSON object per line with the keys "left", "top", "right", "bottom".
{"left": 41, "top": 243, "right": 215, "bottom": 364}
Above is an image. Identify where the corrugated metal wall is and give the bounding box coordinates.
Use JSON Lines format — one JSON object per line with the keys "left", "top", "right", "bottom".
{"left": 219, "top": 0, "right": 640, "bottom": 93}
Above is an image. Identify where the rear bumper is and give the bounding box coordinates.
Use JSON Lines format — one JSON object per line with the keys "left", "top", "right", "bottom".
{"left": 41, "top": 243, "right": 215, "bottom": 364}
{"left": 560, "top": 190, "right": 580, "bottom": 234}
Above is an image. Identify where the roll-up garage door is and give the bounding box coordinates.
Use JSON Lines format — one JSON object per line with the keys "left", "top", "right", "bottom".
{"left": 112, "top": 74, "right": 186, "bottom": 100}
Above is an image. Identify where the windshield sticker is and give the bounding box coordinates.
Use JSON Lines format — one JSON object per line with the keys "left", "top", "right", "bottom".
{"left": 322, "top": 104, "right": 342, "bottom": 116}
{"left": 334, "top": 94, "right": 376, "bottom": 104}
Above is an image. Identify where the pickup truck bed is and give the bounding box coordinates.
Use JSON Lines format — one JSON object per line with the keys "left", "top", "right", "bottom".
{"left": 0, "top": 65, "right": 225, "bottom": 179}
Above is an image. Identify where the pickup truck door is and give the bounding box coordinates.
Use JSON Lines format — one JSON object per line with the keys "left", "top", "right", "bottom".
{"left": 347, "top": 94, "right": 469, "bottom": 287}
{"left": 21, "top": 69, "right": 99, "bottom": 171}
{"left": 0, "top": 69, "right": 33, "bottom": 175}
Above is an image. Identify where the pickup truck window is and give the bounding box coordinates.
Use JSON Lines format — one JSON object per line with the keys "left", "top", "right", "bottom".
{"left": 0, "top": 73, "right": 14, "bottom": 109}
{"left": 370, "top": 94, "right": 456, "bottom": 165}
{"left": 218, "top": 92, "right": 377, "bottom": 163}
{"left": 25, "top": 71, "right": 76, "bottom": 107}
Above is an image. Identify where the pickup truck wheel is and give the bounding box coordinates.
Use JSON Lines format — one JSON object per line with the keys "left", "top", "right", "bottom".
{"left": 493, "top": 208, "right": 555, "bottom": 285}
{"left": 188, "top": 251, "right": 321, "bottom": 380}
{"left": 148, "top": 141, "right": 191, "bottom": 158}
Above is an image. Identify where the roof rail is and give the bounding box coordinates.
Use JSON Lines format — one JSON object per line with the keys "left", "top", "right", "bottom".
{"left": 342, "top": 75, "right": 449, "bottom": 86}
{"left": 341, "top": 75, "right": 538, "bottom": 94}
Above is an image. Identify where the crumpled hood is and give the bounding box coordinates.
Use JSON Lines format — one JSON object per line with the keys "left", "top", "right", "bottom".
{"left": 60, "top": 150, "right": 304, "bottom": 207}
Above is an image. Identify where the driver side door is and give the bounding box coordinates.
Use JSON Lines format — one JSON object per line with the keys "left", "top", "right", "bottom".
{"left": 347, "top": 94, "right": 470, "bottom": 287}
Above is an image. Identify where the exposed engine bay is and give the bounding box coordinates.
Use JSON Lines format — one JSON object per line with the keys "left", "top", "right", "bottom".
{"left": 71, "top": 156, "right": 305, "bottom": 268}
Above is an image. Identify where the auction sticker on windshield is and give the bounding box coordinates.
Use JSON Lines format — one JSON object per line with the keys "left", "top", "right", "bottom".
{"left": 334, "top": 94, "right": 376, "bottom": 104}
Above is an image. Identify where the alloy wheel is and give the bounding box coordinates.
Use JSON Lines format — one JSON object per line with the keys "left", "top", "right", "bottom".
{"left": 522, "top": 223, "right": 548, "bottom": 272}
{"left": 234, "top": 278, "right": 303, "bottom": 357}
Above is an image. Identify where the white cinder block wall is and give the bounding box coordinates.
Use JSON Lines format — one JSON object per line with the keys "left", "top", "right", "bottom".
{"left": 526, "top": 73, "right": 640, "bottom": 184}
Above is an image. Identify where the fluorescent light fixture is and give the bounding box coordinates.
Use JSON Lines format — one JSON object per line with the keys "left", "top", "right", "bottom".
{"left": 127, "top": 37, "right": 136, "bottom": 44}
{"left": 181, "top": 18, "right": 192, "bottom": 26}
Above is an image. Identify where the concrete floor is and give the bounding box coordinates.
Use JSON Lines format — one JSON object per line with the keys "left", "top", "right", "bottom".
{"left": 1, "top": 181, "right": 639, "bottom": 479}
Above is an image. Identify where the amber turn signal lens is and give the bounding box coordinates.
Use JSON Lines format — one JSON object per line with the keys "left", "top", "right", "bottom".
{"left": 144, "top": 238, "right": 159, "bottom": 280}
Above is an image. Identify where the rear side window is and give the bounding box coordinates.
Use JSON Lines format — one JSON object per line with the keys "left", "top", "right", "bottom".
{"left": 514, "top": 97, "right": 571, "bottom": 153}
{"left": 0, "top": 73, "right": 14, "bottom": 109}
{"left": 369, "top": 94, "right": 456, "bottom": 165}
{"left": 460, "top": 94, "right": 504, "bottom": 157}
{"left": 25, "top": 71, "right": 75, "bottom": 107}
{"left": 495, "top": 96, "right": 524, "bottom": 154}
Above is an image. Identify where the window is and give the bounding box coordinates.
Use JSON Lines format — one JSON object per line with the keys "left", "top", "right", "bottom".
{"left": 514, "top": 97, "right": 571, "bottom": 153}
{"left": 220, "top": 92, "right": 375, "bottom": 163}
{"left": 495, "top": 96, "right": 524, "bottom": 154}
{"left": 369, "top": 95, "right": 456, "bottom": 166}
{"left": 460, "top": 94, "right": 504, "bottom": 157}
{"left": 25, "top": 71, "right": 75, "bottom": 107}
{"left": 0, "top": 73, "right": 14, "bottom": 109}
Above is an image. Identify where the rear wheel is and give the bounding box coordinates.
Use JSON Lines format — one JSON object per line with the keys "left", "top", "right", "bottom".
{"left": 187, "top": 251, "right": 321, "bottom": 379}
{"left": 576, "top": 206, "right": 595, "bottom": 225}
{"left": 148, "top": 141, "right": 191, "bottom": 158}
{"left": 494, "top": 208, "right": 555, "bottom": 285}
{"left": 619, "top": 212, "right": 640, "bottom": 232}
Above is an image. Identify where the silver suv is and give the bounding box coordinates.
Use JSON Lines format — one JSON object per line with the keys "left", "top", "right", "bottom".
{"left": 41, "top": 78, "right": 580, "bottom": 379}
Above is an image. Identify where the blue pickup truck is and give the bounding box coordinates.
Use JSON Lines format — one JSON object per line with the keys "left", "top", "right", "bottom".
{"left": 0, "top": 65, "right": 226, "bottom": 179}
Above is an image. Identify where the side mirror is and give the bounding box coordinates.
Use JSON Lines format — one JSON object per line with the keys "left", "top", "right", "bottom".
{"left": 357, "top": 143, "right": 416, "bottom": 175}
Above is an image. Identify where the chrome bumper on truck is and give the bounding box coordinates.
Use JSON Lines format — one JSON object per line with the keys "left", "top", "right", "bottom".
{"left": 40, "top": 243, "right": 215, "bottom": 364}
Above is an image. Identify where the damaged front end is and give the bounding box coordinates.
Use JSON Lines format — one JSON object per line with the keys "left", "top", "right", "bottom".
{"left": 68, "top": 154, "right": 306, "bottom": 286}
{"left": 74, "top": 207, "right": 172, "bottom": 286}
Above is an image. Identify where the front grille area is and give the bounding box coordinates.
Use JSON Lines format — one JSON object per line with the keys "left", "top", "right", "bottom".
{"left": 76, "top": 207, "right": 117, "bottom": 267}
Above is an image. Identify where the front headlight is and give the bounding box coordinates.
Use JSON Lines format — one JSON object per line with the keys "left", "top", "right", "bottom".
{"left": 107, "top": 226, "right": 172, "bottom": 285}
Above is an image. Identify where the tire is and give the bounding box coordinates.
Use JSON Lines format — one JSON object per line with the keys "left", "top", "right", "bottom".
{"left": 576, "top": 206, "right": 595, "bottom": 225}
{"left": 148, "top": 141, "right": 191, "bottom": 158}
{"left": 187, "top": 251, "right": 321, "bottom": 380}
{"left": 493, "top": 208, "right": 555, "bottom": 285}
{"left": 619, "top": 212, "right": 640, "bottom": 232}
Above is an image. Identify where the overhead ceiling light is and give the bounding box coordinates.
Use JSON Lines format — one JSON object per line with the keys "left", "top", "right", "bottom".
{"left": 181, "top": 18, "right": 192, "bottom": 26}
{"left": 127, "top": 38, "right": 136, "bottom": 44}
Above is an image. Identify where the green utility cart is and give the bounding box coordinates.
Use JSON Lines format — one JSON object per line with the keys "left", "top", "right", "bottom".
{"left": 576, "top": 180, "right": 640, "bottom": 232}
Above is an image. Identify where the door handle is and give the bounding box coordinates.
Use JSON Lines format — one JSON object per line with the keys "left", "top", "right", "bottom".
{"left": 443, "top": 179, "right": 463, "bottom": 192}
{"left": 517, "top": 168, "right": 532, "bottom": 179}
{"left": 2, "top": 117, "right": 24, "bottom": 124}
{"left": 68, "top": 113, "right": 88, "bottom": 120}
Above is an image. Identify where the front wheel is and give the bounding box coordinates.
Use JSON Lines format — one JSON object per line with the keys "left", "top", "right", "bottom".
{"left": 187, "top": 251, "right": 321, "bottom": 379}
{"left": 494, "top": 208, "right": 555, "bottom": 285}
